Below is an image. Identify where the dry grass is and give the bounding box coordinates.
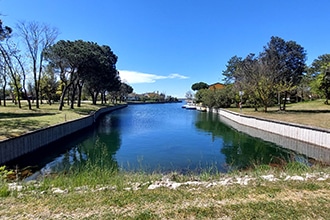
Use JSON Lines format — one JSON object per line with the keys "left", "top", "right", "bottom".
{"left": 0, "top": 171, "right": 329, "bottom": 219}
{"left": 230, "top": 99, "right": 330, "bottom": 130}
{"left": 0, "top": 101, "right": 107, "bottom": 140}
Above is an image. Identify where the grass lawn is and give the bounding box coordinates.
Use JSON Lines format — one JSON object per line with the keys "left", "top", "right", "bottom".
{"left": 0, "top": 101, "right": 110, "bottom": 140}
{"left": 0, "top": 164, "right": 329, "bottom": 219}
{"left": 229, "top": 99, "right": 330, "bottom": 130}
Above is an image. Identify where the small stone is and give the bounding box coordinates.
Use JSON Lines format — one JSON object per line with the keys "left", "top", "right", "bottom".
{"left": 52, "top": 188, "right": 68, "bottom": 194}
{"left": 290, "top": 176, "right": 305, "bottom": 181}
{"left": 8, "top": 183, "right": 23, "bottom": 191}
{"left": 261, "top": 175, "right": 278, "bottom": 182}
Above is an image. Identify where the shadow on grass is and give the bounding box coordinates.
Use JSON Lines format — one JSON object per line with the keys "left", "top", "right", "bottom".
{"left": 264, "top": 109, "right": 330, "bottom": 114}
{"left": 0, "top": 119, "right": 49, "bottom": 139}
{"left": 285, "top": 109, "right": 330, "bottom": 113}
{"left": 0, "top": 112, "right": 56, "bottom": 119}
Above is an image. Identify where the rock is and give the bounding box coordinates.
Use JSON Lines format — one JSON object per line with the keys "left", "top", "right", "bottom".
{"left": 52, "top": 188, "right": 68, "bottom": 194}
{"left": 285, "top": 175, "right": 305, "bottom": 181}
{"left": 8, "top": 183, "right": 23, "bottom": 191}
{"left": 261, "top": 174, "right": 278, "bottom": 182}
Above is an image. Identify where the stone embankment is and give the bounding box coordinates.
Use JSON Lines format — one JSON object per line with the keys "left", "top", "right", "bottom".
{"left": 208, "top": 108, "right": 330, "bottom": 150}
{"left": 0, "top": 105, "right": 127, "bottom": 165}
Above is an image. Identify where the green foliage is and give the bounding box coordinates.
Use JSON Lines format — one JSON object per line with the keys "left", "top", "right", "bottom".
{"left": 44, "top": 40, "right": 121, "bottom": 109}
{"left": 195, "top": 86, "right": 234, "bottom": 108}
{"left": 222, "top": 55, "right": 243, "bottom": 84}
{"left": 191, "top": 82, "right": 209, "bottom": 91}
{"left": 309, "top": 54, "right": 330, "bottom": 102}
{"left": 0, "top": 166, "right": 13, "bottom": 182}
{"left": 0, "top": 166, "right": 13, "bottom": 197}
{"left": 285, "top": 161, "right": 310, "bottom": 174}
{"left": 219, "top": 36, "right": 307, "bottom": 111}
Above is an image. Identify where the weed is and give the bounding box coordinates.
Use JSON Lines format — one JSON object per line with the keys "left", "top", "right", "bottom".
{"left": 285, "top": 161, "right": 310, "bottom": 174}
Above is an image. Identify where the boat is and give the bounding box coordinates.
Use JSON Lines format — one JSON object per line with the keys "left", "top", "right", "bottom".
{"left": 196, "top": 106, "right": 207, "bottom": 112}
{"left": 185, "top": 103, "right": 196, "bottom": 110}
{"left": 182, "top": 102, "right": 196, "bottom": 109}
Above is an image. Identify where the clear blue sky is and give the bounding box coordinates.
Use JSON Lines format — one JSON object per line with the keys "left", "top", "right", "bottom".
{"left": 1, "top": 0, "right": 330, "bottom": 98}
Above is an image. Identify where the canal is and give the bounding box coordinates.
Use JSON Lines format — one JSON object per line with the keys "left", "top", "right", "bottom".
{"left": 11, "top": 102, "right": 325, "bottom": 175}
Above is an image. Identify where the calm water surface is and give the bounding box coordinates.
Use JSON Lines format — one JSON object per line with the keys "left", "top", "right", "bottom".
{"left": 36, "top": 103, "right": 308, "bottom": 174}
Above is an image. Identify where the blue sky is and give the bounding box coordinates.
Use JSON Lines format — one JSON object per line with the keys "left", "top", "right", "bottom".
{"left": 1, "top": 0, "right": 330, "bottom": 98}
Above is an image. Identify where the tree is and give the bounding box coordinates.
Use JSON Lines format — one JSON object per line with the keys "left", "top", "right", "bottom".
{"left": 239, "top": 54, "right": 277, "bottom": 112}
{"left": 10, "top": 43, "right": 32, "bottom": 109}
{"left": 222, "top": 55, "right": 243, "bottom": 84}
{"left": 320, "top": 67, "right": 330, "bottom": 104}
{"left": 40, "top": 64, "right": 59, "bottom": 105}
{"left": 261, "top": 36, "right": 307, "bottom": 110}
{"left": 0, "top": 19, "right": 12, "bottom": 41}
{"left": 16, "top": 21, "right": 58, "bottom": 108}
{"left": 45, "top": 40, "right": 120, "bottom": 108}
{"left": 191, "top": 82, "right": 209, "bottom": 91}
{"left": 119, "top": 83, "right": 133, "bottom": 102}
{"left": 0, "top": 41, "right": 23, "bottom": 108}
{"left": 223, "top": 37, "right": 307, "bottom": 112}
{"left": 309, "top": 54, "right": 330, "bottom": 102}
{"left": 0, "top": 19, "right": 12, "bottom": 106}
{"left": 185, "top": 91, "right": 193, "bottom": 100}
{"left": 79, "top": 44, "right": 120, "bottom": 105}
{"left": 44, "top": 40, "right": 84, "bottom": 110}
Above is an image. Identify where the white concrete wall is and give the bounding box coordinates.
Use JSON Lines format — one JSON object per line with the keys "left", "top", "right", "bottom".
{"left": 215, "top": 108, "right": 330, "bottom": 149}
{"left": 0, "top": 105, "right": 127, "bottom": 165}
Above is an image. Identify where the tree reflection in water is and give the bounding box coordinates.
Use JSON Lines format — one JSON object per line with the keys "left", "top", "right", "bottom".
{"left": 48, "top": 114, "right": 122, "bottom": 174}
{"left": 195, "top": 112, "right": 294, "bottom": 170}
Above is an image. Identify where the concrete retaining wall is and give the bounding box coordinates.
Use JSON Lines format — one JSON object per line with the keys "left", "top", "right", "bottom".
{"left": 208, "top": 108, "right": 330, "bottom": 149}
{"left": 0, "top": 105, "right": 127, "bottom": 165}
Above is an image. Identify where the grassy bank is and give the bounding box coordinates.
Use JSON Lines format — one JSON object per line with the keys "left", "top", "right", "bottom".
{"left": 0, "top": 163, "right": 329, "bottom": 219}
{"left": 0, "top": 101, "right": 109, "bottom": 140}
{"left": 230, "top": 99, "right": 330, "bottom": 130}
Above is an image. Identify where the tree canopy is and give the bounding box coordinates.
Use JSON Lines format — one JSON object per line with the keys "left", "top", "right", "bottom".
{"left": 197, "top": 36, "right": 308, "bottom": 112}
{"left": 0, "top": 19, "right": 12, "bottom": 41}
{"left": 191, "top": 82, "right": 209, "bottom": 91}
{"left": 309, "top": 54, "right": 330, "bottom": 104}
{"left": 44, "top": 40, "right": 121, "bottom": 109}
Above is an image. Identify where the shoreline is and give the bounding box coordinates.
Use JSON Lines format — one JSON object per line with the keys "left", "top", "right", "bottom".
{"left": 0, "top": 104, "right": 127, "bottom": 165}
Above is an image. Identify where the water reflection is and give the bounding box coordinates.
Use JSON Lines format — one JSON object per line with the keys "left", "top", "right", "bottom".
{"left": 40, "top": 114, "right": 122, "bottom": 175}
{"left": 219, "top": 114, "right": 330, "bottom": 165}
{"left": 15, "top": 103, "right": 328, "bottom": 176}
{"left": 195, "top": 112, "right": 294, "bottom": 170}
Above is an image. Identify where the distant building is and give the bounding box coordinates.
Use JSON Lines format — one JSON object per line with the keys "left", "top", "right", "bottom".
{"left": 126, "top": 93, "right": 140, "bottom": 101}
{"left": 208, "top": 83, "right": 225, "bottom": 91}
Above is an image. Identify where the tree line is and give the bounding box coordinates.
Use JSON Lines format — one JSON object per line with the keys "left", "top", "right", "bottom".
{"left": 192, "top": 36, "right": 330, "bottom": 112}
{"left": 0, "top": 19, "right": 132, "bottom": 110}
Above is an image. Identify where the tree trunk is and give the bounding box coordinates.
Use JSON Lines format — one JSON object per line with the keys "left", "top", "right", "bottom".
{"left": 77, "top": 83, "right": 83, "bottom": 107}
{"left": 70, "top": 81, "right": 78, "bottom": 109}
{"left": 2, "top": 83, "right": 6, "bottom": 107}
{"left": 93, "top": 91, "right": 98, "bottom": 105}
{"left": 59, "top": 84, "right": 70, "bottom": 111}
{"left": 282, "top": 91, "right": 288, "bottom": 111}
{"left": 101, "top": 92, "right": 104, "bottom": 105}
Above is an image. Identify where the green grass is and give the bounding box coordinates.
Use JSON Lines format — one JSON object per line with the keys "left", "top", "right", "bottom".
{"left": 0, "top": 166, "right": 329, "bottom": 219}
{"left": 0, "top": 101, "right": 111, "bottom": 140}
{"left": 230, "top": 99, "right": 330, "bottom": 130}
{"left": 0, "top": 144, "right": 329, "bottom": 219}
